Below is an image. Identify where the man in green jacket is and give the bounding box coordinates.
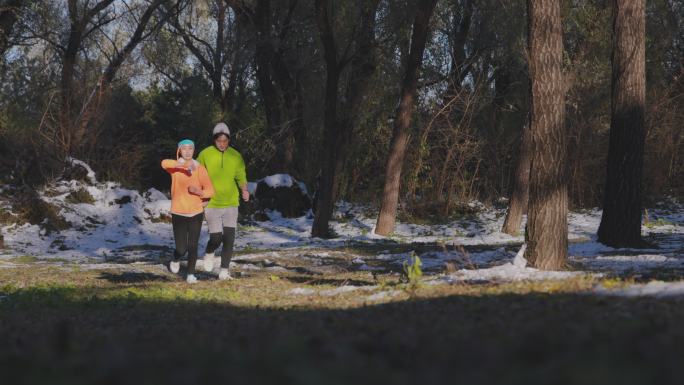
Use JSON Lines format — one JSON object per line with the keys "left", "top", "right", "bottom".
{"left": 197, "top": 122, "right": 249, "bottom": 280}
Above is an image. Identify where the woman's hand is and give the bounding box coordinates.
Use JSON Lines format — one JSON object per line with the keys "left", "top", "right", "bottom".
{"left": 188, "top": 185, "right": 202, "bottom": 196}
{"left": 241, "top": 188, "right": 250, "bottom": 202}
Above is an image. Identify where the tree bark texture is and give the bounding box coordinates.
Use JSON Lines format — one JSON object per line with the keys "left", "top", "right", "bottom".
{"left": 523, "top": 0, "right": 568, "bottom": 270}
{"left": 311, "top": 0, "right": 379, "bottom": 238}
{"left": 502, "top": 115, "right": 531, "bottom": 235}
{"left": 311, "top": 0, "right": 342, "bottom": 238}
{"left": 597, "top": 0, "right": 646, "bottom": 248}
{"left": 374, "top": 0, "right": 439, "bottom": 236}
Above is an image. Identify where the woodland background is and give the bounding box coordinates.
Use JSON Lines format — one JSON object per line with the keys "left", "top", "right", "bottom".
{"left": 0, "top": 0, "right": 681, "bottom": 219}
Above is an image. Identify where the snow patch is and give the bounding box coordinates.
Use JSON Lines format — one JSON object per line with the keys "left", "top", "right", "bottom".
{"left": 594, "top": 281, "right": 684, "bottom": 297}
{"left": 443, "top": 263, "right": 582, "bottom": 283}
{"left": 289, "top": 287, "right": 315, "bottom": 296}
{"left": 366, "top": 290, "right": 402, "bottom": 301}
{"left": 320, "top": 285, "right": 359, "bottom": 296}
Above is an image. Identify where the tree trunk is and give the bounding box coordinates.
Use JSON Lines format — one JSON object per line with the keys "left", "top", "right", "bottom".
{"left": 374, "top": 0, "right": 438, "bottom": 236}
{"left": 311, "top": 0, "right": 341, "bottom": 238}
{"left": 597, "top": 0, "right": 646, "bottom": 248}
{"left": 502, "top": 115, "right": 531, "bottom": 235}
{"left": 59, "top": 0, "right": 84, "bottom": 155}
{"left": 523, "top": 0, "right": 568, "bottom": 270}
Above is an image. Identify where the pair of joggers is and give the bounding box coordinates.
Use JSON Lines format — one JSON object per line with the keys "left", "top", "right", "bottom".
{"left": 169, "top": 122, "right": 249, "bottom": 282}
{"left": 171, "top": 209, "right": 237, "bottom": 274}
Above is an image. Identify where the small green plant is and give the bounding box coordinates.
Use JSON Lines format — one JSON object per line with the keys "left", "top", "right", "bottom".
{"left": 401, "top": 252, "right": 423, "bottom": 293}
{"left": 644, "top": 218, "right": 675, "bottom": 229}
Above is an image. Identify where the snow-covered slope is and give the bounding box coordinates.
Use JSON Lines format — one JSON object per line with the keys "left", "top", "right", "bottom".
{"left": 1, "top": 161, "right": 682, "bottom": 283}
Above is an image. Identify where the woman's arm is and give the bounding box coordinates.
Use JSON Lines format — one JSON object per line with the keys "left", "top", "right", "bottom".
{"left": 161, "top": 159, "right": 189, "bottom": 174}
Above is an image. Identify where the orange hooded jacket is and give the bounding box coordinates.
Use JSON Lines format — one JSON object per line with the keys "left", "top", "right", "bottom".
{"left": 161, "top": 158, "right": 215, "bottom": 215}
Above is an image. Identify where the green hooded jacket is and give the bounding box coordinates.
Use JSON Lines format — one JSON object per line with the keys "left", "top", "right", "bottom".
{"left": 197, "top": 146, "right": 247, "bottom": 208}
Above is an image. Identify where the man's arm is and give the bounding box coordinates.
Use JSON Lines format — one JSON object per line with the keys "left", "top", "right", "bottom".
{"left": 235, "top": 153, "right": 249, "bottom": 202}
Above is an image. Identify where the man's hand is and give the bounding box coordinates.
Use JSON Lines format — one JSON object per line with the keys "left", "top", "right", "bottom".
{"left": 241, "top": 188, "right": 250, "bottom": 202}
{"left": 188, "top": 185, "right": 202, "bottom": 196}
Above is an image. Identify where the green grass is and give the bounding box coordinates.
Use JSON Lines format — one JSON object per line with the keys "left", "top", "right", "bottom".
{"left": 7, "top": 255, "right": 40, "bottom": 264}
{"left": 1, "top": 262, "right": 684, "bottom": 385}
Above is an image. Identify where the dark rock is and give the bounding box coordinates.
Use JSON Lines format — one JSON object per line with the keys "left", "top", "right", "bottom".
{"left": 62, "top": 162, "right": 93, "bottom": 184}
{"left": 114, "top": 196, "right": 132, "bottom": 205}
{"left": 253, "top": 176, "right": 311, "bottom": 218}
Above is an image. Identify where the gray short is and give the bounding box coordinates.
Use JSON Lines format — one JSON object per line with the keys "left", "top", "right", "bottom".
{"left": 205, "top": 207, "right": 238, "bottom": 233}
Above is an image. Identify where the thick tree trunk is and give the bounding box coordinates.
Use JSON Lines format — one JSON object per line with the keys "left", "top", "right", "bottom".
{"left": 311, "top": 0, "right": 341, "bottom": 238}
{"left": 311, "top": 0, "right": 379, "bottom": 237}
{"left": 311, "top": 66, "right": 341, "bottom": 237}
{"left": 597, "top": 0, "right": 646, "bottom": 248}
{"left": 311, "top": 68, "right": 341, "bottom": 238}
{"left": 374, "top": 0, "right": 438, "bottom": 236}
{"left": 523, "top": 0, "right": 568, "bottom": 270}
{"left": 502, "top": 116, "right": 531, "bottom": 235}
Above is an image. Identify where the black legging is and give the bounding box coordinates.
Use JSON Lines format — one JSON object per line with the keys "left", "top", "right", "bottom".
{"left": 205, "top": 227, "right": 236, "bottom": 269}
{"left": 171, "top": 213, "right": 204, "bottom": 274}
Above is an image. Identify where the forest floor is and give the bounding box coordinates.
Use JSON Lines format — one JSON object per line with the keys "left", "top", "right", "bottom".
{"left": 1, "top": 165, "right": 683, "bottom": 384}
{"left": 2, "top": 241, "right": 684, "bottom": 385}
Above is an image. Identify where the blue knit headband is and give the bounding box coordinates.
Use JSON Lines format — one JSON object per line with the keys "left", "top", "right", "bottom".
{"left": 177, "top": 139, "right": 194, "bottom": 148}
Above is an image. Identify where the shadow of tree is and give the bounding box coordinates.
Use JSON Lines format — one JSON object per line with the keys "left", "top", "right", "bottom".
{"left": 282, "top": 276, "right": 375, "bottom": 287}
{"left": 2, "top": 285, "right": 684, "bottom": 385}
{"left": 98, "top": 271, "right": 171, "bottom": 283}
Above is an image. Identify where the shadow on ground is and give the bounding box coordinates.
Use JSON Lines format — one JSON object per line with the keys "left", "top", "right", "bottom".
{"left": 1, "top": 285, "right": 684, "bottom": 385}
{"left": 98, "top": 271, "right": 172, "bottom": 283}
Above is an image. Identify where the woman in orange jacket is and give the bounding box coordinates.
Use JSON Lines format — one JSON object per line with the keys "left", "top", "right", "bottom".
{"left": 161, "top": 139, "right": 215, "bottom": 283}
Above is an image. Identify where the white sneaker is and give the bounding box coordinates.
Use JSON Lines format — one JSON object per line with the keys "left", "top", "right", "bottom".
{"left": 169, "top": 261, "right": 180, "bottom": 274}
{"left": 186, "top": 274, "right": 197, "bottom": 284}
{"left": 218, "top": 268, "right": 233, "bottom": 280}
{"left": 202, "top": 254, "right": 215, "bottom": 272}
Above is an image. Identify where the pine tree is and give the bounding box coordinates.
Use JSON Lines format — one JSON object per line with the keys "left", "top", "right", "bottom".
{"left": 524, "top": 0, "right": 568, "bottom": 270}
{"left": 597, "top": 0, "right": 646, "bottom": 248}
